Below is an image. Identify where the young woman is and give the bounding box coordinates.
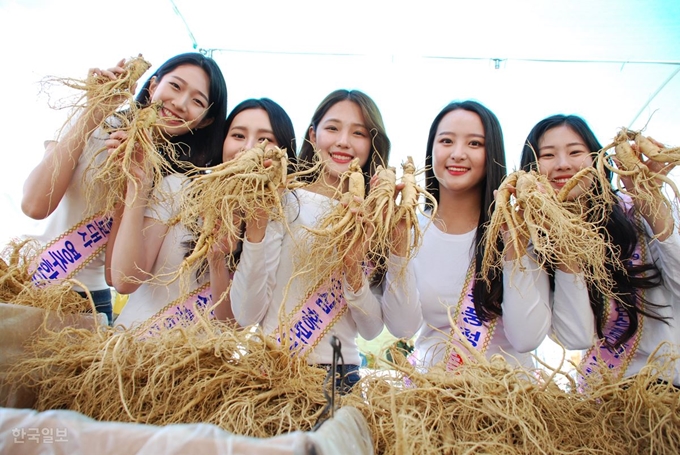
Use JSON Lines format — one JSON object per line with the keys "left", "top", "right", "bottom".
{"left": 520, "top": 114, "right": 679, "bottom": 386}
{"left": 382, "top": 100, "right": 551, "bottom": 370}
{"left": 229, "top": 89, "right": 390, "bottom": 390}
{"left": 21, "top": 58, "right": 143, "bottom": 324}
{"left": 109, "top": 52, "right": 228, "bottom": 329}
{"left": 207, "top": 97, "right": 298, "bottom": 310}
{"left": 221, "top": 98, "right": 297, "bottom": 158}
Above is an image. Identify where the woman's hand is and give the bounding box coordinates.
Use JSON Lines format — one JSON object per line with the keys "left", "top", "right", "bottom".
{"left": 88, "top": 59, "right": 126, "bottom": 86}
{"left": 209, "top": 212, "right": 243, "bottom": 258}
{"left": 88, "top": 58, "right": 133, "bottom": 120}
{"left": 494, "top": 184, "right": 523, "bottom": 256}
{"left": 106, "top": 130, "right": 152, "bottom": 198}
{"left": 618, "top": 138, "right": 676, "bottom": 241}
{"left": 243, "top": 153, "right": 275, "bottom": 244}
{"left": 104, "top": 129, "right": 127, "bottom": 153}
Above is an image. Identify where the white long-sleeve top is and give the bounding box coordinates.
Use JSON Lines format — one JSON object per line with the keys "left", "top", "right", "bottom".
{"left": 382, "top": 214, "right": 551, "bottom": 369}
{"left": 552, "top": 215, "right": 680, "bottom": 386}
{"left": 230, "top": 189, "right": 384, "bottom": 365}
{"left": 551, "top": 270, "right": 593, "bottom": 349}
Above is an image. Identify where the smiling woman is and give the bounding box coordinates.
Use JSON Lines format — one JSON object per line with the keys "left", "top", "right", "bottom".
{"left": 2, "top": 0, "right": 680, "bottom": 387}
{"left": 381, "top": 100, "right": 552, "bottom": 371}
{"left": 104, "top": 52, "right": 231, "bottom": 330}
{"left": 229, "top": 89, "right": 391, "bottom": 393}
{"left": 536, "top": 125, "right": 596, "bottom": 200}
{"left": 18, "top": 56, "right": 159, "bottom": 323}
{"left": 520, "top": 114, "right": 680, "bottom": 387}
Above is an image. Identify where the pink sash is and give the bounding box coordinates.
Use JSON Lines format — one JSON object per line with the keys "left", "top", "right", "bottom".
{"left": 580, "top": 240, "right": 645, "bottom": 383}
{"left": 277, "top": 275, "right": 348, "bottom": 358}
{"left": 446, "top": 261, "right": 496, "bottom": 370}
{"left": 135, "top": 282, "right": 214, "bottom": 339}
{"left": 30, "top": 211, "right": 113, "bottom": 286}
{"left": 277, "top": 260, "right": 374, "bottom": 358}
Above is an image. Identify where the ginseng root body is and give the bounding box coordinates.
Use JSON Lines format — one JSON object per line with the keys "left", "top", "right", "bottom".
{"left": 177, "top": 143, "right": 292, "bottom": 282}
{"left": 482, "top": 170, "right": 616, "bottom": 300}
{"left": 597, "top": 128, "right": 678, "bottom": 237}
{"left": 88, "top": 102, "right": 175, "bottom": 215}
{"left": 390, "top": 157, "right": 437, "bottom": 272}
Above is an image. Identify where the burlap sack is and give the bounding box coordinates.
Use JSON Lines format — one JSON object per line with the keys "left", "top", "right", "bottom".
{"left": 0, "top": 303, "right": 103, "bottom": 408}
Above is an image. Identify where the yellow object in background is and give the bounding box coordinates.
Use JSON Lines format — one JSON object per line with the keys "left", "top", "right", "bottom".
{"left": 112, "top": 290, "right": 128, "bottom": 318}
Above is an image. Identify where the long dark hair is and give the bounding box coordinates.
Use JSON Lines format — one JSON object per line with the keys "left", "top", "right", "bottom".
{"left": 135, "top": 52, "right": 228, "bottom": 172}
{"left": 185, "top": 98, "right": 298, "bottom": 275}
{"left": 519, "top": 114, "right": 665, "bottom": 347}
{"left": 222, "top": 98, "right": 297, "bottom": 168}
{"left": 297, "top": 89, "right": 391, "bottom": 286}
{"left": 424, "top": 100, "right": 507, "bottom": 321}
{"left": 297, "top": 89, "right": 391, "bottom": 196}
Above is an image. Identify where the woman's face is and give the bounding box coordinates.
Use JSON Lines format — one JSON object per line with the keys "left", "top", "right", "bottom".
{"left": 309, "top": 100, "right": 371, "bottom": 185}
{"left": 537, "top": 125, "right": 594, "bottom": 200}
{"left": 432, "top": 109, "right": 487, "bottom": 195}
{"left": 222, "top": 108, "right": 278, "bottom": 162}
{"left": 148, "top": 64, "right": 213, "bottom": 137}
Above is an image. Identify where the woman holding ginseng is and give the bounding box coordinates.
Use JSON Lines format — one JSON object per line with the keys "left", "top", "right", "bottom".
{"left": 520, "top": 114, "right": 679, "bottom": 387}
{"left": 109, "top": 53, "right": 228, "bottom": 330}
{"left": 382, "top": 100, "right": 551, "bottom": 371}
{"left": 22, "top": 56, "right": 152, "bottom": 324}
{"left": 199, "top": 97, "right": 299, "bottom": 320}
{"left": 230, "top": 89, "right": 390, "bottom": 391}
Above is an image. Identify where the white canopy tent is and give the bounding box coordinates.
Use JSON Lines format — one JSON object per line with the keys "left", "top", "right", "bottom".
{"left": 168, "top": 0, "right": 680, "bottom": 169}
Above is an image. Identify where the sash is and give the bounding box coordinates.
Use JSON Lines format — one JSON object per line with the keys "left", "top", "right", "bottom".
{"left": 277, "top": 275, "right": 348, "bottom": 359}
{"left": 579, "top": 218, "right": 646, "bottom": 384}
{"left": 277, "top": 261, "right": 375, "bottom": 358}
{"left": 445, "top": 260, "right": 497, "bottom": 370}
{"left": 134, "top": 282, "right": 214, "bottom": 339}
{"left": 30, "top": 211, "right": 113, "bottom": 286}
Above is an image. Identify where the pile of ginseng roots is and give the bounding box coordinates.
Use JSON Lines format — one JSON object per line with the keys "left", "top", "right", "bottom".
{"left": 8, "top": 313, "right": 679, "bottom": 453}
{"left": 8, "top": 319, "right": 329, "bottom": 438}
{"left": 343, "top": 341, "right": 680, "bottom": 455}
{"left": 7, "top": 124, "right": 680, "bottom": 451}
{"left": 0, "top": 238, "right": 93, "bottom": 314}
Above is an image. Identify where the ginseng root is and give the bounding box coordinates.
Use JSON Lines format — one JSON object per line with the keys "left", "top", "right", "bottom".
{"left": 176, "top": 143, "right": 298, "bottom": 287}
{"left": 597, "top": 128, "right": 678, "bottom": 236}
{"left": 86, "top": 102, "right": 176, "bottom": 216}
{"left": 364, "top": 164, "right": 397, "bottom": 263}
{"left": 634, "top": 132, "right": 680, "bottom": 165}
{"left": 300, "top": 158, "right": 369, "bottom": 293}
{"left": 393, "top": 156, "right": 437, "bottom": 262}
{"left": 482, "top": 170, "right": 617, "bottom": 300}
{"left": 44, "top": 54, "right": 152, "bottom": 120}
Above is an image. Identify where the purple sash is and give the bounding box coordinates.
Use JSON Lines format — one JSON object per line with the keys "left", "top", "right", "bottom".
{"left": 580, "top": 241, "right": 645, "bottom": 384}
